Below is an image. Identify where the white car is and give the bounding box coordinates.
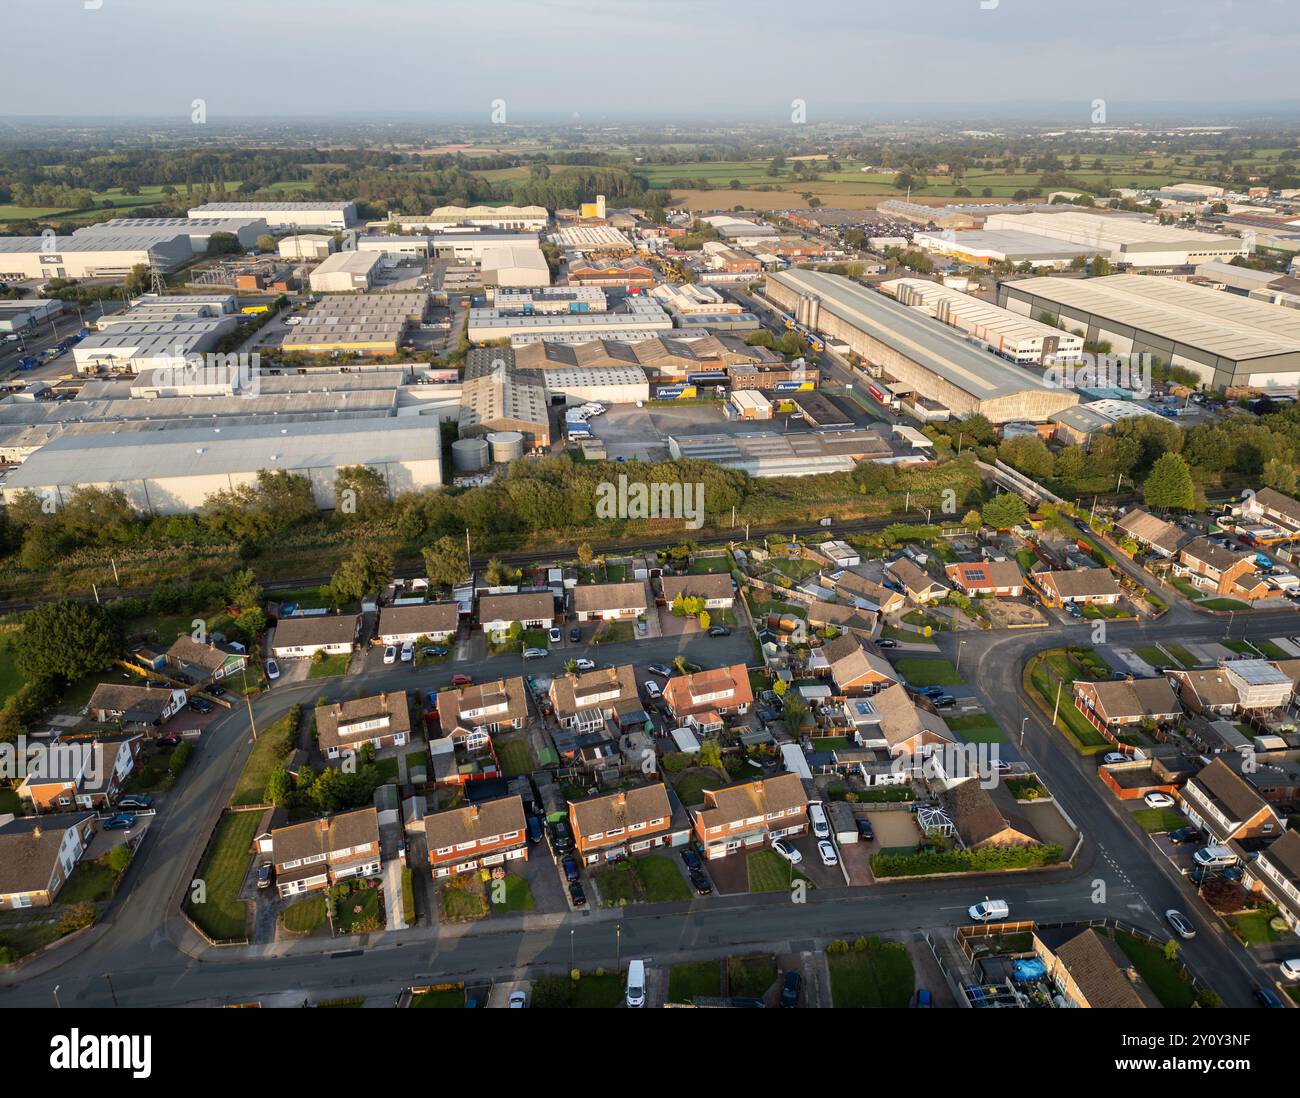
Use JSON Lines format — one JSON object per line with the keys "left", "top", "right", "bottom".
{"left": 1144, "top": 792, "right": 1175, "bottom": 809}
{"left": 771, "top": 838, "right": 803, "bottom": 865}
{"left": 383, "top": 645, "right": 397, "bottom": 665}
{"left": 574, "top": 658, "right": 596, "bottom": 672}
{"left": 508, "top": 991, "right": 528, "bottom": 1008}
{"left": 643, "top": 680, "right": 662, "bottom": 700}
{"left": 1102, "top": 752, "right": 1129, "bottom": 765}
{"left": 265, "top": 658, "right": 280, "bottom": 681}
{"left": 817, "top": 840, "right": 838, "bottom": 867}
{"left": 400, "top": 642, "right": 414, "bottom": 663}
{"left": 1280, "top": 959, "right": 1300, "bottom": 981}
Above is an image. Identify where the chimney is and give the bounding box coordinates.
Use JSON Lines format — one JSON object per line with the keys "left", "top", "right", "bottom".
{"left": 319, "top": 818, "right": 330, "bottom": 832}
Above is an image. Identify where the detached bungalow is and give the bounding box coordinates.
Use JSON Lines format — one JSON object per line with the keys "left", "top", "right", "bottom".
{"left": 165, "top": 635, "right": 248, "bottom": 684}
{"left": 1073, "top": 677, "right": 1181, "bottom": 729}
{"left": 0, "top": 812, "right": 97, "bottom": 911}
{"left": 946, "top": 777, "right": 1039, "bottom": 850}
{"left": 825, "top": 569, "right": 906, "bottom": 615}
{"left": 1033, "top": 568, "right": 1122, "bottom": 606}
{"left": 819, "top": 634, "right": 898, "bottom": 697}
{"left": 885, "top": 557, "right": 949, "bottom": 604}
{"left": 1169, "top": 668, "right": 1240, "bottom": 717}
{"left": 376, "top": 602, "right": 459, "bottom": 646}
{"left": 1180, "top": 757, "right": 1285, "bottom": 845}
{"left": 945, "top": 560, "right": 1025, "bottom": 597}
{"left": 478, "top": 592, "right": 555, "bottom": 638}
{"left": 662, "top": 663, "right": 753, "bottom": 734}
{"left": 425, "top": 794, "right": 528, "bottom": 878}
{"left": 315, "top": 691, "right": 413, "bottom": 761}
{"left": 1113, "top": 508, "right": 1188, "bottom": 559}
{"left": 572, "top": 581, "right": 650, "bottom": 622}
{"left": 269, "top": 807, "right": 381, "bottom": 898}
{"left": 569, "top": 784, "right": 673, "bottom": 865}
{"left": 660, "top": 572, "right": 735, "bottom": 610}
{"left": 270, "top": 613, "right": 360, "bottom": 659}
{"left": 689, "top": 772, "right": 809, "bottom": 860}
{"left": 87, "top": 683, "right": 187, "bottom": 729}
{"left": 805, "top": 600, "right": 878, "bottom": 639}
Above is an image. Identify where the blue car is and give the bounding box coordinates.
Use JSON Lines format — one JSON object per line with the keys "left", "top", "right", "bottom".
{"left": 569, "top": 627, "right": 582, "bottom": 643}
{"left": 918, "top": 686, "right": 946, "bottom": 700}
{"left": 561, "top": 855, "right": 580, "bottom": 883}
{"left": 103, "top": 813, "right": 136, "bottom": 830}
{"left": 680, "top": 847, "right": 702, "bottom": 872}
{"left": 915, "top": 988, "right": 933, "bottom": 1008}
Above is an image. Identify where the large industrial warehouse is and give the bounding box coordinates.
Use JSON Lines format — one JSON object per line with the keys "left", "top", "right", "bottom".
{"left": 0, "top": 232, "right": 193, "bottom": 280}
{"left": 998, "top": 274, "right": 1300, "bottom": 390}
{"left": 982, "top": 210, "right": 1247, "bottom": 268}
{"left": 186, "top": 201, "right": 358, "bottom": 230}
{"left": 0, "top": 418, "right": 443, "bottom": 514}
{"left": 912, "top": 229, "right": 1102, "bottom": 269}
{"left": 766, "top": 269, "right": 1079, "bottom": 422}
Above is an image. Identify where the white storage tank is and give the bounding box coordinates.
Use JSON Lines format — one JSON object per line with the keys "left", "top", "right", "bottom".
{"left": 487, "top": 430, "right": 525, "bottom": 463}
{"left": 451, "top": 437, "right": 490, "bottom": 472}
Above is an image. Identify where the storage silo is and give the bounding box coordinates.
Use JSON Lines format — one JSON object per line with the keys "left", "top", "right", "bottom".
{"left": 451, "top": 437, "right": 490, "bottom": 472}
{"left": 487, "top": 430, "right": 525, "bottom": 463}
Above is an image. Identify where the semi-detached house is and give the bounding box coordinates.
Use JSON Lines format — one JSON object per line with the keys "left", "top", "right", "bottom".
{"left": 690, "top": 772, "right": 809, "bottom": 860}
{"left": 17, "top": 736, "right": 142, "bottom": 811}
{"left": 436, "top": 676, "right": 528, "bottom": 743}
{"left": 1180, "top": 757, "right": 1285, "bottom": 845}
{"left": 0, "top": 812, "right": 97, "bottom": 910}
{"left": 569, "top": 784, "right": 673, "bottom": 865}
{"left": 425, "top": 794, "right": 528, "bottom": 878}
{"left": 315, "top": 691, "right": 412, "bottom": 761}
{"left": 268, "top": 807, "right": 381, "bottom": 898}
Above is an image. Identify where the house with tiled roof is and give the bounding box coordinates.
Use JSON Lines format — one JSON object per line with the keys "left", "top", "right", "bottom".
{"left": 17, "top": 736, "right": 143, "bottom": 812}
{"left": 572, "top": 581, "right": 650, "bottom": 622}
{"left": 268, "top": 807, "right": 381, "bottom": 898}
{"left": 845, "top": 683, "right": 954, "bottom": 758}
{"left": 165, "top": 634, "right": 249, "bottom": 684}
{"left": 1180, "top": 757, "right": 1285, "bottom": 845}
{"left": 661, "top": 663, "right": 752, "bottom": 734}
{"left": 689, "top": 773, "right": 809, "bottom": 860}
{"left": 315, "top": 691, "right": 413, "bottom": 761}
{"left": 569, "top": 784, "right": 673, "bottom": 864}
{"left": 549, "top": 664, "right": 645, "bottom": 733}
{"left": 1168, "top": 668, "right": 1241, "bottom": 717}
{"left": 1032, "top": 568, "right": 1122, "bottom": 606}
{"left": 270, "top": 613, "right": 360, "bottom": 659}
{"left": 805, "top": 600, "right": 878, "bottom": 639}
{"left": 0, "top": 812, "right": 97, "bottom": 910}
{"left": 945, "top": 559, "right": 1025, "bottom": 597}
{"left": 946, "top": 777, "right": 1039, "bottom": 850}
{"left": 425, "top": 794, "right": 528, "bottom": 878}
{"left": 659, "top": 572, "right": 735, "bottom": 609}
{"left": 884, "top": 557, "right": 949, "bottom": 604}
{"left": 1113, "top": 507, "right": 1188, "bottom": 558}
{"left": 1243, "top": 830, "right": 1300, "bottom": 931}
{"left": 1033, "top": 926, "right": 1159, "bottom": 1009}
{"left": 1073, "top": 677, "right": 1181, "bottom": 729}
{"left": 818, "top": 634, "right": 898, "bottom": 697}
{"left": 376, "top": 602, "right": 460, "bottom": 646}
{"left": 477, "top": 592, "right": 555, "bottom": 638}
{"left": 87, "top": 683, "right": 188, "bottom": 730}
{"left": 824, "top": 569, "right": 906, "bottom": 615}
{"left": 1177, "top": 537, "right": 1266, "bottom": 600}
{"left": 435, "top": 676, "right": 528, "bottom": 742}
{"left": 1240, "top": 486, "right": 1300, "bottom": 538}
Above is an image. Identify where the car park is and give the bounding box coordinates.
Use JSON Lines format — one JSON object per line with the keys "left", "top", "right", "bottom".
{"left": 265, "top": 659, "right": 280, "bottom": 681}
{"left": 771, "top": 838, "right": 802, "bottom": 865}
{"left": 817, "top": 840, "right": 838, "bottom": 867}
{"left": 1165, "top": 909, "right": 1197, "bottom": 939}
{"left": 103, "top": 813, "right": 136, "bottom": 831}
{"left": 1143, "top": 792, "right": 1176, "bottom": 809}
{"left": 779, "top": 970, "right": 802, "bottom": 1008}
{"left": 383, "top": 645, "right": 397, "bottom": 665}
{"left": 1168, "top": 826, "right": 1203, "bottom": 845}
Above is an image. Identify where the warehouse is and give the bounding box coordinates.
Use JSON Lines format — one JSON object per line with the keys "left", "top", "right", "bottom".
{"left": 468, "top": 298, "right": 673, "bottom": 343}
{"left": 493, "top": 287, "right": 605, "bottom": 314}
{"left": 186, "top": 201, "right": 357, "bottom": 230}
{"left": 357, "top": 235, "right": 433, "bottom": 260}
{"left": 668, "top": 427, "right": 910, "bottom": 476}
{"left": 0, "top": 418, "right": 442, "bottom": 514}
{"left": 881, "top": 278, "right": 1085, "bottom": 364}
{"left": 550, "top": 225, "right": 633, "bottom": 252}
{"left": 278, "top": 234, "right": 335, "bottom": 260}
{"left": 876, "top": 200, "right": 1067, "bottom": 229}
{"left": 566, "top": 257, "right": 657, "bottom": 289}
{"left": 280, "top": 293, "right": 427, "bottom": 356}
{"left": 74, "top": 216, "right": 270, "bottom": 253}
{"left": 96, "top": 293, "right": 239, "bottom": 330}
{"left": 380, "top": 205, "right": 549, "bottom": 232}
{"left": 459, "top": 353, "right": 551, "bottom": 448}
{"left": 912, "top": 229, "right": 1101, "bottom": 269}
{"left": 766, "top": 269, "right": 1079, "bottom": 423}
{"left": 72, "top": 317, "right": 241, "bottom": 376}
{"left": 983, "top": 211, "right": 1247, "bottom": 268}
{"left": 998, "top": 274, "right": 1300, "bottom": 390}
{"left": 480, "top": 244, "right": 551, "bottom": 288}
{"left": 0, "top": 233, "right": 193, "bottom": 281}
{"left": 539, "top": 365, "right": 650, "bottom": 405}
{"left": 308, "top": 250, "right": 382, "bottom": 293}
{"left": 0, "top": 298, "right": 65, "bottom": 332}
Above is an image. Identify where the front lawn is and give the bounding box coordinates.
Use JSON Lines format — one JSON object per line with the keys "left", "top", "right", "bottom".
{"left": 490, "top": 873, "right": 535, "bottom": 915}
{"left": 593, "top": 855, "right": 691, "bottom": 905}
{"left": 593, "top": 620, "right": 635, "bottom": 645}
{"left": 727, "top": 955, "right": 777, "bottom": 999}
{"left": 1132, "top": 808, "right": 1187, "bottom": 833}
{"left": 1226, "top": 910, "right": 1289, "bottom": 946}
{"left": 59, "top": 857, "right": 121, "bottom": 904}
{"left": 440, "top": 875, "right": 489, "bottom": 921}
{"left": 1132, "top": 645, "right": 1170, "bottom": 667}
{"left": 1199, "top": 598, "right": 1250, "bottom": 612}
{"left": 944, "top": 714, "right": 1005, "bottom": 743}
{"left": 747, "top": 849, "right": 814, "bottom": 893}
{"left": 668, "top": 960, "right": 722, "bottom": 1002}
{"left": 827, "top": 942, "right": 915, "bottom": 1008}
{"left": 894, "top": 658, "right": 963, "bottom": 687}
{"left": 307, "top": 653, "right": 351, "bottom": 679}
{"left": 1163, "top": 644, "right": 1199, "bottom": 669}
{"left": 184, "top": 811, "right": 259, "bottom": 941}
{"left": 411, "top": 987, "right": 467, "bottom": 1008}
{"left": 1113, "top": 930, "right": 1195, "bottom": 1008}
{"left": 530, "top": 972, "right": 625, "bottom": 1008}
{"left": 332, "top": 878, "right": 383, "bottom": 933}
{"left": 229, "top": 708, "right": 298, "bottom": 806}
{"left": 282, "top": 896, "right": 327, "bottom": 935}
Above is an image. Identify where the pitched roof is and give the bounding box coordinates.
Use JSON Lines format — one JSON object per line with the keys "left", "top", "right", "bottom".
{"left": 87, "top": 682, "right": 176, "bottom": 721}
{"left": 270, "top": 808, "right": 379, "bottom": 866}
{"left": 805, "top": 600, "right": 879, "bottom": 634}
{"left": 1189, "top": 757, "right": 1276, "bottom": 825}
{"left": 946, "top": 777, "right": 1037, "bottom": 848}
{"left": 1180, "top": 536, "right": 1253, "bottom": 573}
{"left": 867, "top": 683, "right": 954, "bottom": 748}
{"left": 478, "top": 591, "right": 554, "bottom": 623}
{"left": 1114, "top": 507, "right": 1187, "bottom": 554}
{"left": 1252, "top": 486, "right": 1300, "bottom": 525}
{"left": 662, "top": 663, "right": 753, "bottom": 718}
{"left": 660, "top": 572, "right": 733, "bottom": 603}
{"left": 166, "top": 634, "right": 245, "bottom": 672}
{"left": 272, "top": 613, "right": 358, "bottom": 648}
{"left": 572, "top": 580, "right": 649, "bottom": 614}
{"left": 820, "top": 634, "right": 895, "bottom": 689}
{"left": 1174, "top": 668, "right": 1240, "bottom": 708}
{"left": 315, "top": 691, "right": 412, "bottom": 753}
{"left": 827, "top": 569, "right": 901, "bottom": 607}
{"left": 1038, "top": 568, "right": 1122, "bottom": 599}
{"left": 1078, "top": 677, "right": 1180, "bottom": 720}
{"left": 377, "top": 601, "right": 460, "bottom": 637}
{"left": 693, "top": 772, "right": 808, "bottom": 830}
{"left": 424, "top": 794, "right": 527, "bottom": 851}
{"left": 0, "top": 813, "right": 95, "bottom": 896}
{"left": 886, "top": 556, "right": 946, "bottom": 595}
{"left": 946, "top": 560, "right": 1025, "bottom": 590}
{"left": 1049, "top": 927, "right": 1157, "bottom": 1009}
{"left": 1259, "top": 829, "right": 1300, "bottom": 887}
{"left": 436, "top": 676, "right": 528, "bottom": 732}
{"left": 569, "top": 784, "right": 671, "bottom": 838}
{"left": 549, "top": 664, "right": 639, "bottom": 720}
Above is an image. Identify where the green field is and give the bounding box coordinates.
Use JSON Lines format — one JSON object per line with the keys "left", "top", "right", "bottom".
{"left": 895, "top": 658, "right": 962, "bottom": 687}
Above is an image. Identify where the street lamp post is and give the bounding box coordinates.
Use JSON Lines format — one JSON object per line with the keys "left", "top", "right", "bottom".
{"left": 615, "top": 923, "right": 622, "bottom": 974}
{"left": 955, "top": 640, "right": 966, "bottom": 674}
{"left": 52, "top": 984, "right": 61, "bottom": 1009}
{"left": 1019, "top": 716, "right": 1028, "bottom": 747}
{"left": 569, "top": 928, "right": 575, "bottom": 974}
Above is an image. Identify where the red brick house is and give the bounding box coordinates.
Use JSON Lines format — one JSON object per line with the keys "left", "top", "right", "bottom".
{"left": 425, "top": 795, "right": 528, "bottom": 878}
{"left": 945, "top": 560, "right": 1025, "bottom": 597}
{"left": 569, "top": 785, "right": 672, "bottom": 865}
{"left": 662, "top": 662, "right": 753, "bottom": 734}
{"left": 269, "top": 807, "right": 382, "bottom": 898}
{"left": 689, "top": 773, "right": 809, "bottom": 860}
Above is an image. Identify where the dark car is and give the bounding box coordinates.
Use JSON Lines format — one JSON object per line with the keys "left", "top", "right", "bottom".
{"left": 707, "top": 626, "right": 732, "bottom": 637}
{"left": 116, "top": 794, "right": 154, "bottom": 810}
{"left": 917, "top": 686, "right": 945, "bottom": 699}
{"left": 103, "top": 813, "right": 136, "bottom": 831}
{"left": 680, "top": 847, "right": 702, "bottom": 872}
{"left": 568, "top": 626, "right": 582, "bottom": 643}
{"left": 155, "top": 733, "right": 181, "bottom": 748}
{"left": 421, "top": 645, "right": 448, "bottom": 657}
{"left": 256, "top": 863, "right": 273, "bottom": 890}
{"left": 1254, "top": 985, "right": 1284, "bottom": 1008}
{"left": 689, "top": 868, "right": 713, "bottom": 896}
{"left": 1169, "top": 826, "right": 1204, "bottom": 845}
{"left": 876, "top": 638, "right": 899, "bottom": 649}
{"left": 527, "top": 816, "right": 544, "bottom": 844}
{"left": 206, "top": 682, "right": 226, "bottom": 697}
{"left": 568, "top": 881, "right": 586, "bottom": 907}
{"left": 934, "top": 695, "right": 957, "bottom": 709}
{"left": 561, "top": 855, "right": 580, "bottom": 883}
{"left": 188, "top": 697, "right": 214, "bottom": 713}
{"left": 915, "top": 988, "right": 933, "bottom": 1008}
{"left": 551, "top": 820, "right": 574, "bottom": 854}
{"left": 779, "top": 970, "right": 802, "bottom": 1008}
{"left": 856, "top": 817, "right": 875, "bottom": 841}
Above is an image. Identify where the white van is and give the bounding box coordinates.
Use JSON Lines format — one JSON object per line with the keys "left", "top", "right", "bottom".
{"left": 808, "top": 803, "right": 830, "bottom": 840}
{"left": 625, "top": 959, "right": 646, "bottom": 1008}
{"left": 1192, "top": 845, "right": 1238, "bottom": 869}
{"left": 968, "top": 898, "right": 1010, "bottom": 922}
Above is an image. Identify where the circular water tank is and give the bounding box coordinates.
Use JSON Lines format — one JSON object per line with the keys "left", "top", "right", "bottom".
{"left": 451, "top": 437, "right": 490, "bottom": 472}
{"left": 487, "top": 430, "right": 525, "bottom": 463}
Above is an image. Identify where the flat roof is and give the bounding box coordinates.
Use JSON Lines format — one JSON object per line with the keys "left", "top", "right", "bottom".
{"left": 988, "top": 210, "right": 1243, "bottom": 250}
{"left": 916, "top": 229, "right": 1102, "bottom": 259}
{"left": 770, "top": 268, "right": 1066, "bottom": 401}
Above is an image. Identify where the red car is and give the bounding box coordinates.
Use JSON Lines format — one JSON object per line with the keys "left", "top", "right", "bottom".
{"left": 156, "top": 734, "right": 181, "bottom": 747}
{"left": 451, "top": 673, "right": 473, "bottom": 687}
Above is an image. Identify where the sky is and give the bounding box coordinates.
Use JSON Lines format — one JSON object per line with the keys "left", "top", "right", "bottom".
{"left": 3, "top": 0, "right": 1300, "bottom": 124}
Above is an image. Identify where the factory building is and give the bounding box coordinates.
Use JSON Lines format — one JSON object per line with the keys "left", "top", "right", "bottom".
{"left": 75, "top": 216, "right": 270, "bottom": 254}
{"left": 766, "top": 269, "right": 1079, "bottom": 423}
{"left": 459, "top": 350, "right": 550, "bottom": 448}
{"left": 0, "top": 298, "right": 65, "bottom": 333}
{"left": 378, "top": 205, "right": 549, "bottom": 232}
{"left": 493, "top": 287, "right": 607, "bottom": 314}
{"left": 983, "top": 211, "right": 1247, "bottom": 268}
{"left": 880, "top": 278, "right": 1085, "bottom": 364}
{"left": 279, "top": 234, "right": 335, "bottom": 261}
{"left": 308, "top": 250, "right": 383, "bottom": 293}
{"left": 538, "top": 366, "right": 650, "bottom": 405}
{"left": 95, "top": 293, "right": 239, "bottom": 330}
{"left": 186, "top": 201, "right": 358, "bottom": 230}
{"left": 1, "top": 418, "right": 442, "bottom": 514}
{"left": 357, "top": 235, "right": 433, "bottom": 260}
{"left": 479, "top": 244, "right": 551, "bottom": 288}
{"left": 912, "top": 229, "right": 1102, "bottom": 269}
{"left": 421, "top": 231, "right": 542, "bottom": 263}
{"left": 998, "top": 274, "right": 1300, "bottom": 390}
{"left": 667, "top": 427, "right": 912, "bottom": 477}
{"left": 567, "top": 257, "right": 657, "bottom": 289}
{"left": 875, "top": 200, "right": 1071, "bottom": 230}
{"left": 72, "top": 318, "right": 242, "bottom": 376}
{"left": 0, "top": 233, "right": 193, "bottom": 281}
{"left": 280, "top": 293, "right": 427, "bottom": 356}
{"left": 467, "top": 297, "right": 673, "bottom": 344}
{"left": 550, "top": 225, "right": 633, "bottom": 252}
{"left": 649, "top": 283, "right": 744, "bottom": 317}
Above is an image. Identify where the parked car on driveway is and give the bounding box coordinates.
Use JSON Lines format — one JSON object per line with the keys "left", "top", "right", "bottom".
{"left": 680, "top": 847, "right": 702, "bottom": 872}
{"left": 1102, "top": 752, "right": 1129, "bottom": 765}
{"left": 207, "top": 683, "right": 226, "bottom": 697}
{"left": 817, "top": 840, "right": 838, "bottom": 867}
{"left": 643, "top": 680, "right": 661, "bottom": 700}
{"left": 1279, "top": 958, "right": 1300, "bottom": 981}
{"left": 116, "top": 794, "right": 154, "bottom": 810}
{"left": 779, "top": 970, "right": 802, "bottom": 1008}
{"left": 569, "top": 626, "right": 582, "bottom": 643}
{"left": 771, "top": 838, "right": 802, "bottom": 865}
{"left": 188, "top": 697, "right": 213, "bottom": 713}
{"left": 855, "top": 817, "right": 874, "bottom": 841}
{"left": 548, "top": 627, "right": 562, "bottom": 644}
{"left": 568, "top": 881, "right": 586, "bottom": 907}
{"left": 689, "top": 868, "right": 713, "bottom": 895}
{"left": 526, "top": 816, "right": 543, "bottom": 844}
{"left": 561, "top": 855, "right": 580, "bottom": 883}
{"left": 257, "top": 863, "right": 273, "bottom": 890}
{"left": 103, "top": 813, "right": 136, "bottom": 831}
{"left": 1144, "top": 792, "right": 1175, "bottom": 809}
{"left": 421, "top": 645, "right": 448, "bottom": 657}
{"left": 383, "top": 645, "right": 397, "bottom": 665}
{"left": 400, "top": 642, "right": 414, "bottom": 663}
{"left": 1168, "top": 826, "right": 1203, "bottom": 845}
{"left": 915, "top": 988, "right": 933, "bottom": 1007}
{"left": 265, "top": 659, "right": 280, "bottom": 681}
